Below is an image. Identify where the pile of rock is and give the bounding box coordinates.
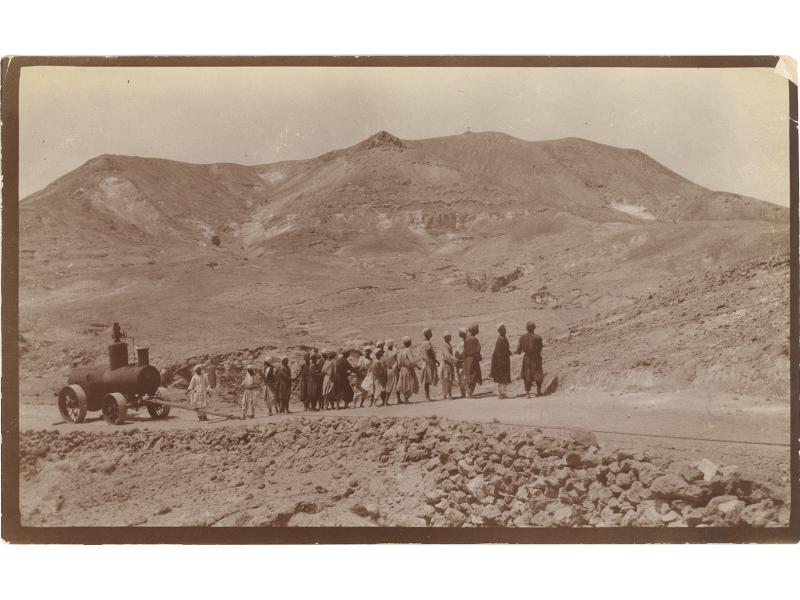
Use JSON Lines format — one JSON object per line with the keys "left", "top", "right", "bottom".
{"left": 19, "top": 417, "right": 789, "bottom": 528}
{"left": 398, "top": 420, "right": 788, "bottom": 527}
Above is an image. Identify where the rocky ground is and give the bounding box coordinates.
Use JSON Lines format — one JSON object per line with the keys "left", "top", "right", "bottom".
{"left": 19, "top": 416, "right": 790, "bottom": 528}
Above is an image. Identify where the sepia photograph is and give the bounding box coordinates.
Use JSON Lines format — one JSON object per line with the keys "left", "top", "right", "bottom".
{"left": 2, "top": 56, "right": 797, "bottom": 543}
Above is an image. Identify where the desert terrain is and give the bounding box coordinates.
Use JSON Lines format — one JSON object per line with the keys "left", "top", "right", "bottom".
{"left": 16, "top": 130, "right": 791, "bottom": 527}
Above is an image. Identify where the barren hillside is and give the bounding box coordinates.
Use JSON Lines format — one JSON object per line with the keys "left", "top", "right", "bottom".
{"left": 18, "top": 131, "right": 789, "bottom": 404}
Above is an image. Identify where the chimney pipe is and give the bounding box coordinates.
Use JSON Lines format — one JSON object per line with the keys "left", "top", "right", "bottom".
{"left": 137, "top": 347, "right": 150, "bottom": 367}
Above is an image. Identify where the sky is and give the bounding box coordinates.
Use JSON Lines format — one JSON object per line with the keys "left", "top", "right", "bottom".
{"left": 19, "top": 66, "right": 792, "bottom": 206}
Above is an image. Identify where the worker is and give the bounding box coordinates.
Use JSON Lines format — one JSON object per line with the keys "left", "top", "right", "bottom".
{"left": 463, "top": 323, "right": 483, "bottom": 398}
{"left": 241, "top": 364, "right": 258, "bottom": 419}
{"left": 186, "top": 365, "right": 211, "bottom": 421}
{"left": 516, "top": 321, "right": 545, "bottom": 397}
{"left": 440, "top": 331, "right": 457, "bottom": 400}
{"left": 454, "top": 328, "right": 467, "bottom": 398}
{"left": 351, "top": 346, "right": 374, "bottom": 408}
{"left": 419, "top": 328, "right": 439, "bottom": 401}
{"left": 490, "top": 323, "right": 512, "bottom": 398}
{"left": 355, "top": 346, "right": 374, "bottom": 408}
{"left": 275, "top": 357, "right": 293, "bottom": 413}
{"left": 321, "top": 350, "right": 336, "bottom": 410}
{"left": 263, "top": 357, "right": 276, "bottom": 416}
{"left": 298, "top": 353, "right": 311, "bottom": 411}
{"left": 371, "top": 347, "right": 389, "bottom": 406}
{"left": 383, "top": 339, "right": 400, "bottom": 405}
{"left": 308, "top": 352, "right": 323, "bottom": 410}
{"left": 334, "top": 348, "right": 358, "bottom": 408}
{"left": 396, "top": 336, "right": 419, "bottom": 404}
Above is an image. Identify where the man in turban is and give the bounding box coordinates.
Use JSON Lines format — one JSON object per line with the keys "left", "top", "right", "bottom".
{"left": 516, "top": 321, "right": 544, "bottom": 397}
{"left": 334, "top": 348, "right": 358, "bottom": 408}
{"left": 439, "top": 331, "right": 458, "bottom": 400}
{"left": 419, "top": 328, "right": 439, "bottom": 401}
{"left": 454, "top": 328, "right": 468, "bottom": 398}
{"left": 240, "top": 364, "right": 259, "bottom": 419}
{"left": 262, "top": 358, "right": 276, "bottom": 416}
{"left": 490, "top": 324, "right": 512, "bottom": 398}
{"left": 396, "top": 336, "right": 420, "bottom": 403}
{"left": 463, "top": 323, "right": 483, "bottom": 398}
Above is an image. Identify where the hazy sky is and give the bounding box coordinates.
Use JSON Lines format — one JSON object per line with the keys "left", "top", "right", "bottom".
{"left": 19, "top": 66, "right": 791, "bottom": 205}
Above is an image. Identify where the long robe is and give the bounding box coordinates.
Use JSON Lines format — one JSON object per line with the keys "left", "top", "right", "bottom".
{"left": 241, "top": 371, "right": 258, "bottom": 416}
{"left": 371, "top": 357, "right": 388, "bottom": 393}
{"left": 419, "top": 339, "right": 439, "bottom": 386}
{"left": 462, "top": 334, "right": 483, "bottom": 386}
{"left": 516, "top": 332, "right": 544, "bottom": 385}
{"left": 308, "top": 360, "right": 323, "bottom": 408}
{"left": 297, "top": 361, "right": 310, "bottom": 407}
{"left": 321, "top": 359, "right": 335, "bottom": 400}
{"left": 263, "top": 365, "right": 276, "bottom": 409}
{"left": 396, "top": 347, "right": 420, "bottom": 396}
{"left": 454, "top": 338, "right": 466, "bottom": 391}
{"left": 440, "top": 341, "right": 457, "bottom": 383}
{"left": 275, "top": 364, "right": 292, "bottom": 411}
{"left": 334, "top": 355, "right": 357, "bottom": 404}
{"left": 490, "top": 334, "right": 512, "bottom": 384}
{"left": 356, "top": 355, "right": 371, "bottom": 389}
{"left": 383, "top": 348, "right": 399, "bottom": 395}
{"left": 188, "top": 373, "right": 211, "bottom": 408}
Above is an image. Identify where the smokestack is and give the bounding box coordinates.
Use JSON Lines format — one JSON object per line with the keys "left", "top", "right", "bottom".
{"left": 137, "top": 347, "right": 150, "bottom": 367}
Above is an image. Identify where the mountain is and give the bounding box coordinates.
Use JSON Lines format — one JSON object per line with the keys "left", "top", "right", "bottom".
{"left": 17, "top": 131, "right": 789, "bottom": 404}
{"left": 21, "top": 130, "right": 784, "bottom": 250}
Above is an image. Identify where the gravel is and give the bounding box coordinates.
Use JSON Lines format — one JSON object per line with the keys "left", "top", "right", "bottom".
{"left": 19, "top": 416, "right": 790, "bottom": 527}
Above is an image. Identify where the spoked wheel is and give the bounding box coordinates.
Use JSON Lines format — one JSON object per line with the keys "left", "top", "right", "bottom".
{"left": 146, "top": 403, "right": 171, "bottom": 419}
{"left": 58, "top": 385, "right": 88, "bottom": 423}
{"left": 102, "top": 393, "right": 128, "bottom": 425}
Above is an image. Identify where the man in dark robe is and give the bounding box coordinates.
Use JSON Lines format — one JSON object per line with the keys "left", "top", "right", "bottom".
{"left": 298, "top": 353, "right": 310, "bottom": 410}
{"left": 262, "top": 357, "right": 276, "bottom": 416}
{"left": 516, "top": 321, "right": 544, "bottom": 397}
{"left": 463, "top": 323, "right": 483, "bottom": 398}
{"left": 307, "top": 352, "right": 323, "bottom": 410}
{"left": 334, "top": 348, "right": 358, "bottom": 408}
{"left": 275, "top": 357, "right": 293, "bottom": 413}
{"left": 490, "top": 323, "right": 512, "bottom": 398}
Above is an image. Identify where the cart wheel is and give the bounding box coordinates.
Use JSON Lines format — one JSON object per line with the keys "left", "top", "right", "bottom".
{"left": 147, "top": 403, "right": 171, "bottom": 419}
{"left": 102, "top": 393, "right": 128, "bottom": 425}
{"left": 58, "top": 385, "right": 88, "bottom": 423}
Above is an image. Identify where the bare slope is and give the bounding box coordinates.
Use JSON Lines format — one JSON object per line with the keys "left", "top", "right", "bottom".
{"left": 17, "top": 131, "right": 789, "bottom": 406}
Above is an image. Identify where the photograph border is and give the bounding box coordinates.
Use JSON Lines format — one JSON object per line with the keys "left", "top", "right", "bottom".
{"left": 2, "top": 55, "right": 797, "bottom": 544}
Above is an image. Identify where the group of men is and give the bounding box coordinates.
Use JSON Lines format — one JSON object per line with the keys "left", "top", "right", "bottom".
{"left": 187, "top": 321, "right": 545, "bottom": 420}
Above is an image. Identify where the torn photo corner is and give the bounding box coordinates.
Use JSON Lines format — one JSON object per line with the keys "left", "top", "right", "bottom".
{"left": 1, "top": 56, "right": 797, "bottom": 544}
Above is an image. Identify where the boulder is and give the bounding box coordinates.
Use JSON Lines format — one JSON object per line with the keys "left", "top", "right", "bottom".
{"left": 633, "top": 462, "right": 663, "bottom": 487}
{"left": 481, "top": 504, "right": 502, "bottom": 524}
{"left": 679, "top": 465, "right": 704, "bottom": 483}
{"left": 425, "top": 491, "right": 443, "bottom": 505}
{"left": 739, "top": 501, "right": 776, "bottom": 527}
{"left": 444, "top": 507, "right": 467, "bottom": 527}
{"left": 704, "top": 495, "right": 746, "bottom": 525}
{"left": 424, "top": 457, "right": 441, "bottom": 471}
{"left": 615, "top": 472, "right": 633, "bottom": 489}
{"left": 650, "top": 474, "right": 710, "bottom": 505}
{"left": 589, "top": 485, "right": 614, "bottom": 505}
{"left": 564, "top": 451, "right": 583, "bottom": 469}
{"left": 696, "top": 458, "right": 718, "bottom": 482}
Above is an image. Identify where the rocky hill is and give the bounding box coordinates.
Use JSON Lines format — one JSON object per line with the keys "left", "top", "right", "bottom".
{"left": 17, "top": 131, "right": 789, "bottom": 404}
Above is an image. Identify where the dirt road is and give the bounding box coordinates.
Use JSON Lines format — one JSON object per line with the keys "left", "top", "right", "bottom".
{"left": 20, "top": 388, "right": 790, "bottom": 486}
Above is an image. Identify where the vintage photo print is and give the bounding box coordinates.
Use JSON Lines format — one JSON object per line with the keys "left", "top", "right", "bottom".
{"left": 1, "top": 56, "right": 797, "bottom": 543}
